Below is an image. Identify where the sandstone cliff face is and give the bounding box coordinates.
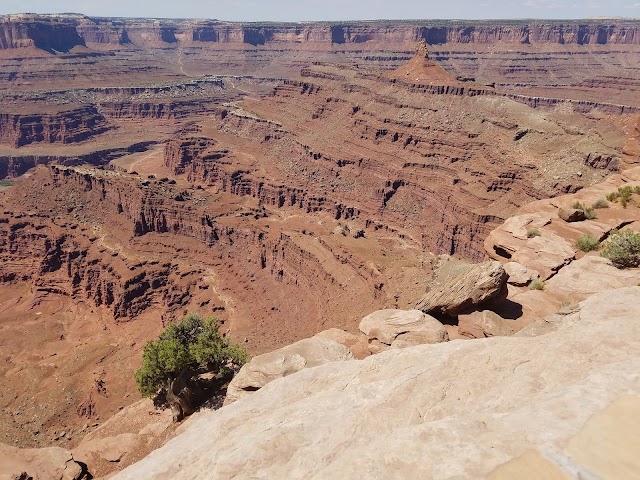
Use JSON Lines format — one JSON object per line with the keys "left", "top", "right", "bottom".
{"left": 0, "top": 164, "right": 416, "bottom": 346}
{"left": 0, "top": 141, "right": 156, "bottom": 179}
{"left": 1, "top": 15, "right": 640, "bottom": 52}
{"left": 167, "top": 62, "right": 624, "bottom": 259}
{"left": 0, "top": 106, "right": 110, "bottom": 147}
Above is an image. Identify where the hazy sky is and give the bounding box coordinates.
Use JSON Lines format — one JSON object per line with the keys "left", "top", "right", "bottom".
{"left": 1, "top": 0, "right": 639, "bottom": 21}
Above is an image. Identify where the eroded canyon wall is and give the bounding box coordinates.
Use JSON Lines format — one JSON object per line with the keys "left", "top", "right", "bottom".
{"left": 2, "top": 15, "right": 640, "bottom": 51}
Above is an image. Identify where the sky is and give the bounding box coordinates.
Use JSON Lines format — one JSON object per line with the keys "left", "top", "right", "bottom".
{"left": 0, "top": 0, "right": 639, "bottom": 21}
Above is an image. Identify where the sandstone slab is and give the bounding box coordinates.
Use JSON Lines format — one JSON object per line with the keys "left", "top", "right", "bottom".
{"left": 415, "top": 257, "right": 507, "bottom": 316}
{"left": 504, "top": 261, "right": 539, "bottom": 286}
{"left": 0, "top": 443, "right": 83, "bottom": 480}
{"left": 545, "top": 255, "right": 640, "bottom": 296}
{"left": 359, "top": 309, "right": 448, "bottom": 346}
{"left": 458, "top": 310, "right": 516, "bottom": 339}
{"left": 224, "top": 336, "right": 354, "bottom": 404}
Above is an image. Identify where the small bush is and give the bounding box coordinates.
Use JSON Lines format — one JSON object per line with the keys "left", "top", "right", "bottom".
{"left": 606, "top": 192, "right": 619, "bottom": 202}
{"left": 528, "top": 279, "right": 545, "bottom": 290}
{"left": 618, "top": 185, "right": 633, "bottom": 198}
{"left": 569, "top": 202, "right": 596, "bottom": 218}
{"left": 635, "top": 186, "right": 640, "bottom": 195}
{"left": 526, "top": 227, "right": 541, "bottom": 238}
{"left": 576, "top": 234, "right": 600, "bottom": 252}
{"left": 601, "top": 230, "right": 640, "bottom": 268}
{"left": 592, "top": 199, "right": 609, "bottom": 209}
{"left": 584, "top": 208, "right": 597, "bottom": 219}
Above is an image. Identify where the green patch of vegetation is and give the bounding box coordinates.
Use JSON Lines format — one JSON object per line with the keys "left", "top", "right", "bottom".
{"left": 601, "top": 230, "right": 640, "bottom": 269}
{"left": 575, "top": 234, "right": 600, "bottom": 252}
{"left": 570, "top": 201, "right": 597, "bottom": 219}
{"left": 528, "top": 279, "right": 545, "bottom": 291}
{"left": 0, "top": 180, "right": 14, "bottom": 187}
{"left": 526, "top": 227, "right": 541, "bottom": 238}
{"left": 606, "top": 185, "right": 639, "bottom": 209}
{"left": 592, "top": 199, "right": 609, "bottom": 209}
{"left": 135, "top": 313, "right": 248, "bottom": 421}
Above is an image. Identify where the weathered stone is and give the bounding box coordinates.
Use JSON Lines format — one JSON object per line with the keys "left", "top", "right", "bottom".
{"left": 458, "top": 310, "right": 516, "bottom": 339}
{"left": 546, "top": 255, "right": 640, "bottom": 296}
{"left": 512, "top": 234, "right": 575, "bottom": 280}
{"left": 558, "top": 208, "right": 586, "bottom": 222}
{"left": 415, "top": 257, "right": 507, "bottom": 316}
{"left": 115, "top": 288, "right": 640, "bottom": 480}
{"left": 314, "top": 328, "right": 360, "bottom": 348}
{"left": 75, "top": 433, "right": 140, "bottom": 463}
{"left": 0, "top": 443, "right": 83, "bottom": 480}
{"left": 359, "top": 309, "right": 448, "bottom": 346}
{"left": 504, "top": 262, "right": 539, "bottom": 286}
{"left": 224, "top": 336, "right": 353, "bottom": 405}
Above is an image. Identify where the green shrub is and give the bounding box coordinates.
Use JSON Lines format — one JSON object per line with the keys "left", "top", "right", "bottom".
{"left": 606, "top": 192, "right": 619, "bottom": 202}
{"left": 592, "top": 199, "right": 609, "bottom": 209}
{"left": 135, "top": 313, "right": 248, "bottom": 420}
{"left": 618, "top": 185, "right": 633, "bottom": 198}
{"left": 528, "top": 279, "right": 545, "bottom": 290}
{"left": 569, "top": 202, "right": 596, "bottom": 218}
{"left": 526, "top": 227, "right": 541, "bottom": 238}
{"left": 576, "top": 234, "right": 600, "bottom": 252}
{"left": 635, "top": 186, "right": 640, "bottom": 195}
{"left": 601, "top": 230, "right": 640, "bottom": 268}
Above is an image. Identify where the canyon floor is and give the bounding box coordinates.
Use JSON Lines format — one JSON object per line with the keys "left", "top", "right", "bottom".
{"left": 0, "top": 14, "right": 640, "bottom": 479}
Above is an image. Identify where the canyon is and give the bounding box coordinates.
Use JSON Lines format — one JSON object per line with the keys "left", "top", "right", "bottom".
{"left": 0, "top": 12, "right": 639, "bottom": 479}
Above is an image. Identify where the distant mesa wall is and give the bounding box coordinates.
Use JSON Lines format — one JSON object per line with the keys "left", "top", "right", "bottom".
{"left": 1, "top": 14, "right": 639, "bottom": 52}
{"left": 0, "top": 105, "right": 111, "bottom": 147}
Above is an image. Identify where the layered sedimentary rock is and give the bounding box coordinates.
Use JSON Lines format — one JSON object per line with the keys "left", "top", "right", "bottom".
{"left": 2, "top": 15, "right": 640, "bottom": 51}
{"left": 160, "top": 58, "right": 624, "bottom": 259}
{"left": 1, "top": 15, "right": 640, "bottom": 110}
{"left": 0, "top": 105, "right": 110, "bottom": 147}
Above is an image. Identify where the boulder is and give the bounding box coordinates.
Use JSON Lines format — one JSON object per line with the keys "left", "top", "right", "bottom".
{"left": 359, "top": 309, "right": 448, "bottom": 346}
{"left": 115, "top": 287, "right": 640, "bottom": 480}
{"left": 458, "top": 310, "right": 516, "bottom": 339}
{"left": 314, "top": 328, "right": 360, "bottom": 348}
{"left": 224, "top": 336, "right": 353, "bottom": 404}
{"left": 74, "top": 433, "right": 141, "bottom": 464}
{"left": 503, "top": 262, "right": 538, "bottom": 286}
{"left": 415, "top": 257, "right": 507, "bottom": 316}
{"left": 0, "top": 443, "right": 83, "bottom": 480}
{"left": 315, "top": 328, "right": 370, "bottom": 359}
{"left": 558, "top": 208, "right": 586, "bottom": 222}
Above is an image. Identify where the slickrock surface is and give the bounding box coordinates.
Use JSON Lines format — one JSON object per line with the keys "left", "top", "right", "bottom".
{"left": 114, "top": 287, "right": 640, "bottom": 479}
